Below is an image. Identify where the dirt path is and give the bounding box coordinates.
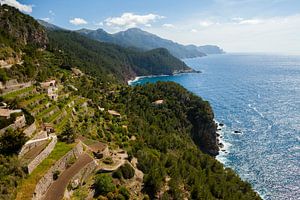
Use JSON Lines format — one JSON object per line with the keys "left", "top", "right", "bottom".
{"left": 43, "top": 153, "right": 93, "bottom": 200}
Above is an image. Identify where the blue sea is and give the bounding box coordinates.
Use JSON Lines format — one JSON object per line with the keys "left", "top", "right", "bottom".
{"left": 131, "top": 53, "right": 300, "bottom": 200}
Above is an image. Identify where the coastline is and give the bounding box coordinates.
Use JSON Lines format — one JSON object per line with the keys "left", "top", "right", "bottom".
{"left": 127, "top": 70, "right": 201, "bottom": 85}
{"left": 215, "top": 121, "right": 231, "bottom": 164}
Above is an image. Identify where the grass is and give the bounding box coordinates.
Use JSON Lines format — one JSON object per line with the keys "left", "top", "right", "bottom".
{"left": 16, "top": 142, "right": 75, "bottom": 200}
{"left": 46, "top": 109, "right": 63, "bottom": 123}
{"left": 30, "top": 100, "right": 50, "bottom": 113}
{"left": 36, "top": 104, "right": 57, "bottom": 119}
{"left": 55, "top": 108, "right": 72, "bottom": 133}
{"left": 2, "top": 86, "right": 35, "bottom": 99}
{"left": 55, "top": 97, "right": 87, "bottom": 133}
{"left": 19, "top": 94, "right": 46, "bottom": 108}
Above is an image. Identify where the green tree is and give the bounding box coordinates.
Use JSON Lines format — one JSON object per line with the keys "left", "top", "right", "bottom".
{"left": 0, "top": 129, "right": 28, "bottom": 155}
{"left": 58, "top": 123, "right": 75, "bottom": 143}
{"left": 94, "top": 174, "right": 116, "bottom": 196}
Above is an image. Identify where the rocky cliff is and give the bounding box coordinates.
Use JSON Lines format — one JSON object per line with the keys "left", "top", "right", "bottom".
{"left": 0, "top": 4, "right": 48, "bottom": 47}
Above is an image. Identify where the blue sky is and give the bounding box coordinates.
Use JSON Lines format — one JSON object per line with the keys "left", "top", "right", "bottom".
{"left": 1, "top": 0, "right": 300, "bottom": 54}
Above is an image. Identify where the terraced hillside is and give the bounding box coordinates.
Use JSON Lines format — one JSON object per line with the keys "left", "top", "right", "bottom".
{"left": 0, "top": 4, "right": 261, "bottom": 200}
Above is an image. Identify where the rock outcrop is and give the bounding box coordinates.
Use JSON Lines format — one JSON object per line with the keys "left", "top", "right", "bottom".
{"left": 0, "top": 4, "right": 48, "bottom": 47}
{"left": 188, "top": 102, "right": 219, "bottom": 156}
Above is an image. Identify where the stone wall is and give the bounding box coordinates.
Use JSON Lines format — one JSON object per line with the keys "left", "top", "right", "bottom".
{"left": 0, "top": 115, "right": 26, "bottom": 134}
{"left": 68, "top": 160, "right": 97, "bottom": 189}
{"left": 27, "top": 135, "right": 57, "bottom": 174}
{"left": 32, "top": 142, "right": 84, "bottom": 200}
{"left": 32, "top": 131, "right": 48, "bottom": 140}
{"left": 0, "top": 81, "right": 32, "bottom": 94}
{"left": 18, "top": 137, "right": 49, "bottom": 158}
{"left": 23, "top": 121, "right": 37, "bottom": 137}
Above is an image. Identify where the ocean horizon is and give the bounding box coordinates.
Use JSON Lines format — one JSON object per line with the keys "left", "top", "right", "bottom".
{"left": 130, "top": 53, "right": 300, "bottom": 200}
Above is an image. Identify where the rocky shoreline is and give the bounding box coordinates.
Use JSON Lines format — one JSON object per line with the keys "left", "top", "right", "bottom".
{"left": 127, "top": 69, "right": 201, "bottom": 85}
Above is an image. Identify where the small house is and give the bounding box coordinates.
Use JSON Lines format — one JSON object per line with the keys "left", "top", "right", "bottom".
{"left": 108, "top": 110, "right": 121, "bottom": 117}
{"left": 153, "top": 99, "right": 164, "bottom": 105}
{"left": 43, "top": 123, "right": 55, "bottom": 134}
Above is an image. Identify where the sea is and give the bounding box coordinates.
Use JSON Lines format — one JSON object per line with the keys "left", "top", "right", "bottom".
{"left": 130, "top": 53, "right": 300, "bottom": 200}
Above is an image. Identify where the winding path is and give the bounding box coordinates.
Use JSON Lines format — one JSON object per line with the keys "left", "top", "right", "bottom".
{"left": 43, "top": 153, "right": 93, "bottom": 200}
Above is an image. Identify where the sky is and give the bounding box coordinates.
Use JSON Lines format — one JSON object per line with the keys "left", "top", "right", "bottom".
{"left": 1, "top": 0, "right": 300, "bottom": 54}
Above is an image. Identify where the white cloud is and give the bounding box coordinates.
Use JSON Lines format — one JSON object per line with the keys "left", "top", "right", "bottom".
{"left": 238, "top": 19, "right": 263, "bottom": 25}
{"left": 147, "top": 14, "right": 300, "bottom": 54}
{"left": 94, "top": 22, "right": 104, "bottom": 27}
{"left": 0, "top": 0, "right": 32, "bottom": 13}
{"left": 69, "top": 18, "right": 88, "bottom": 25}
{"left": 41, "top": 17, "right": 50, "bottom": 22}
{"left": 231, "top": 17, "right": 263, "bottom": 25}
{"left": 199, "top": 20, "right": 215, "bottom": 27}
{"left": 231, "top": 17, "right": 244, "bottom": 21}
{"left": 104, "top": 13, "right": 164, "bottom": 28}
{"left": 49, "top": 10, "right": 55, "bottom": 16}
{"left": 162, "top": 23, "right": 175, "bottom": 28}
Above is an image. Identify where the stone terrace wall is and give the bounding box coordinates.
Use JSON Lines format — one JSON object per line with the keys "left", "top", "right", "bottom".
{"left": 0, "top": 81, "right": 33, "bottom": 94}
{"left": 0, "top": 115, "right": 26, "bottom": 134}
{"left": 32, "top": 142, "right": 84, "bottom": 200}
{"left": 18, "top": 137, "right": 49, "bottom": 158}
{"left": 32, "top": 131, "right": 48, "bottom": 140}
{"left": 69, "top": 159, "right": 97, "bottom": 189}
{"left": 27, "top": 135, "right": 57, "bottom": 174}
{"left": 23, "top": 121, "right": 37, "bottom": 137}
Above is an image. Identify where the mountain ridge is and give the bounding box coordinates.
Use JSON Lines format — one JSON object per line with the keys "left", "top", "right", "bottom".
{"left": 37, "top": 20, "right": 224, "bottom": 59}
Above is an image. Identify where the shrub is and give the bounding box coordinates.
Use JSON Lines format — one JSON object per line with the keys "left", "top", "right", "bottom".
{"left": 0, "top": 129, "right": 28, "bottom": 155}
{"left": 112, "top": 170, "right": 122, "bottom": 179}
{"left": 120, "top": 163, "right": 135, "bottom": 179}
{"left": 103, "top": 157, "right": 113, "bottom": 165}
{"left": 53, "top": 170, "right": 60, "bottom": 180}
{"left": 119, "top": 186, "right": 130, "bottom": 200}
{"left": 58, "top": 123, "right": 75, "bottom": 143}
{"left": 94, "top": 174, "right": 116, "bottom": 196}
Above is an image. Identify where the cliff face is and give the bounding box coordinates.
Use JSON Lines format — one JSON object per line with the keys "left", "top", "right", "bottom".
{"left": 187, "top": 100, "right": 219, "bottom": 156}
{"left": 0, "top": 4, "right": 48, "bottom": 47}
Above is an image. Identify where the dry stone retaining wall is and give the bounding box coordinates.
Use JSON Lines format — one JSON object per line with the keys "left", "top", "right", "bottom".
{"left": 69, "top": 160, "right": 98, "bottom": 189}
{"left": 23, "top": 121, "right": 37, "bottom": 137}
{"left": 0, "top": 115, "right": 26, "bottom": 134}
{"left": 32, "top": 131, "right": 48, "bottom": 140}
{"left": 18, "top": 137, "right": 49, "bottom": 158}
{"left": 32, "top": 142, "right": 84, "bottom": 200}
{"left": 27, "top": 135, "right": 57, "bottom": 174}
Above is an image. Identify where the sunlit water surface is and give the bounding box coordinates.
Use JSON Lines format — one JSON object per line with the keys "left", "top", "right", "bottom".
{"left": 131, "top": 53, "right": 300, "bottom": 200}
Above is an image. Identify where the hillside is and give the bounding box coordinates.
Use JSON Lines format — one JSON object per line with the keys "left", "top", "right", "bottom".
{"left": 0, "top": 4, "right": 261, "bottom": 200}
{"left": 47, "top": 30, "right": 191, "bottom": 82}
{"left": 77, "top": 28, "right": 208, "bottom": 59}
{"left": 76, "top": 28, "right": 225, "bottom": 58}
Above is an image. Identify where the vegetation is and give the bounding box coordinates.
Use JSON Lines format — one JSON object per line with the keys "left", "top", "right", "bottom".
{"left": 16, "top": 142, "right": 74, "bottom": 200}
{"left": 0, "top": 4, "right": 261, "bottom": 200}
{"left": 114, "top": 163, "right": 135, "bottom": 179}
{"left": 94, "top": 174, "right": 116, "bottom": 196}
{"left": 0, "top": 129, "right": 28, "bottom": 155}
{"left": 47, "top": 30, "right": 190, "bottom": 83}
{"left": 57, "top": 123, "right": 75, "bottom": 143}
{"left": 0, "top": 155, "right": 26, "bottom": 200}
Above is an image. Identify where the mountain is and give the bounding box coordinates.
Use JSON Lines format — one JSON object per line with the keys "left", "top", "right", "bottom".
{"left": 76, "top": 28, "right": 225, "bottom": 59}
{"left": 0, "top": 5, "right": 48, "bottom": 47}
{"left": 37, "top": 19, "right": 64, "bottom": 31}
{"left": 186, "top": 44, "right": 225, "bottom": 54}
{"left": 0, "top": 5, "right": 191, "bottom": 83}
{"left": 0, "top": 5, "right": 260, "bottom": 200}
{"left": 47, "top": 30, "right": 192, "bottom": 82}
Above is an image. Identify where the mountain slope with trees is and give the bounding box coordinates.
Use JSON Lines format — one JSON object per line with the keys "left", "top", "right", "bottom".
{"left": 76, "top": 27, "right": 224, "bottom": 58}
{"left": 0, "top": 4, "right": 261, "bottom": 200}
